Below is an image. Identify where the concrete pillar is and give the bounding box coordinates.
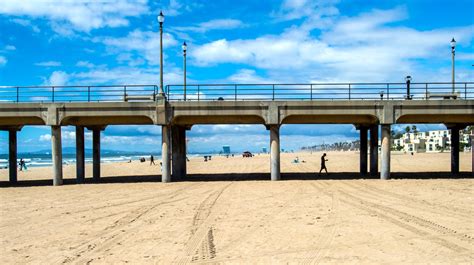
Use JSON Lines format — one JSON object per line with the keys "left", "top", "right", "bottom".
{"left": 450, "top": 126, "right": 460, "bottom": 175}
{"left": 172, "top": 125, "right": 186, "bottom": 181}
{"left": 51, "top": 126, "right": 63, "bottom": 186}
{"left": 92, "top": 129, "right": 101, "bottom": 181}
{"left": 162, "top": 125, "right": 171, "bottom": 182}
{"left": 359, "top": 126, "right": 368, "bottom": 175}
{"left": 8, "top": 129, "right": 17, "bottom": 183}
{"left": 370, "top": 125, "right": 379, "bottom": 176}
{"left": 75, "top": 126, "right": 85, "bottom": 184}
{"left": 471, "top": 134, "right": 473, "bottom": 175}
{"left": 269, "top": 125, "right": 280, "bottom": 181}
{"left": 381, "top": 124, "right": 391, "bottom": 180}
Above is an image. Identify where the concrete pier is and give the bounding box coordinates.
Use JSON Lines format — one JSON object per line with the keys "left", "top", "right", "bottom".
{"left": 92, "top": 129, "right": 101, "bottom": 181}
{"left": 269, "top": 125, "right": 280, "bottom": 181}
{"left": 75, "top": 126, "right": 85, "bottom": 184}
{"left": 8, "top": 129, "right": 17, "bottom": 183}
{"left": 449, "top": 126, "right": 460, "bottom": 175}
{"left": 172, "top": 125, "right": 186, "bottom": 181}
{"left": 162, "top": 125, "right": 171, "bottom": 182}
{"left": 381, "top": 124, "right": 391, "bottom": 180}
{"left": 51, "top": 126, "right": 63, "bottom": 186}
{"left": 370, "top": 125, "right": 379, "bottom": 176}
{"left": 359, "top": 126, "right": 368, "bottom": 175}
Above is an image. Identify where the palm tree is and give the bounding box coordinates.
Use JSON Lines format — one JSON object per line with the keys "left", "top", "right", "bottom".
{"left": 412, "top": 125, "right": 418, "bottom": 138}
{"left": 405, "top": 126, "right": 411, "bottom": 135}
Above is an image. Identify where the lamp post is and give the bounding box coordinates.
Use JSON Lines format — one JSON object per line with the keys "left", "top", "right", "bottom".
{"left": 451, "top": 38, "right": 456, "bottom": 93}
{"left": 405, "top": 75, "right": 412, "bottom": 100}
{"left": 157, "top": 11, "right": 165, "bottom": 96}
{"left": 182, "top": 41, "right": 187, "bottom": 101}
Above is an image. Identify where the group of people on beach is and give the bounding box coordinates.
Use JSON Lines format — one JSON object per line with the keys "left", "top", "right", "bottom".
{"left": 145, "top": 153, "right": 329, "bottom": 176}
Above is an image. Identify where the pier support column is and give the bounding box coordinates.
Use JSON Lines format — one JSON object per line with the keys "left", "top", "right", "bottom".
{"left": 172, "top": 125, "right": 186, "bottom": 181}
{"left": 381, "top": 124, "right": 391, "bottom": 180}
{"left": 8, "top": 129, "right": 18, "bottom": 183}
{"left": 269, "top": 125, "right": 280, "bottom": 181}
{"left": 92, "top": 129, "right": 101, "bottom": 182}
{"left": 370, "top": 125, "right": 379, "bottom": 177}
{"left": 449, "top": 125, "right": 460, "bottom": 175}
{"left": 359, "top": 126, "right": 368, "bottom": 176}
{"left": 162, "top": 125, "right": 171, "bottom": 182}
{"left": 75, "top": 126, "right": 85, "bottom": 184}
{"left": 51, "top": 126, "right": 63, "bottom": 186}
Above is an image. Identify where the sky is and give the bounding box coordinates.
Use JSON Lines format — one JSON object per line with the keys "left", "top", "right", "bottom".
{"left": 0, "top": 0, "right": 473, "bottom": 154}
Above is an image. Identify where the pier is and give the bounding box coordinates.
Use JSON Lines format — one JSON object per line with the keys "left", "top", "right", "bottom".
{"left": 0, "top": 82, "right": 473, "bottom": 185}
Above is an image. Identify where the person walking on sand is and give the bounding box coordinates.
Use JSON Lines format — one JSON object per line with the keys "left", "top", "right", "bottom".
{"left": 319, "top": 153, "right": 328, "bottom": 176}
{"left": 150, "top": 155, "right": 155, "bottom": 165}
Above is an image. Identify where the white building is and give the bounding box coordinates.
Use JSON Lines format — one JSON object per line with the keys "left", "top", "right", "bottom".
{"left": 393, "top": 129, "right": 471, "bottom": 153}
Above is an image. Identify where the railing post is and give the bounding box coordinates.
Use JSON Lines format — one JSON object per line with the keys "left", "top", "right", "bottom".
{"left": 16, "top": 86, "right": 19, "bottom": 102}
{"left": 310, "top": 84, "right": 313, "bottom": 100}
{"left": 52, "top": 86, "right": 55, "bottom": 102}
{"left": 235, "top": 84, "right": 237, "bottom": 100}
{"left": 88, "top": 86, "right": 91, "bottom": 102}
{"left": 197, "top": 85, "right": 200, "bottom": 101}
{"left": 425, "top": 83, "right": 428, "bottom": 100}
{"left": 348, "top": 84, "right": 351, "bottom": 100}
{"left": 386, "top": 84, "right": 390, "bottom": 100}
{"left": 465, "top": 83, "right": 467, "bottom": 99}
{"left": 272, "top": 84, "right": 275, "bottom": 101}
{"left": 124, "top": 86, "right": 127, "bottom": 101}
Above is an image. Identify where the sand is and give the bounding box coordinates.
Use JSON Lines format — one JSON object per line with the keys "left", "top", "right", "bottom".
{"left": 0, "top": 151, "right": 473, "bottom": 264}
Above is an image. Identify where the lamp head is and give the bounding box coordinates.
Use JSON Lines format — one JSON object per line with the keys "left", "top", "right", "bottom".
{"left": 405, "top": 75, "right": 412, "bottom": 82}
{"left": 450, "top": 38, "right": 456, "bottom": 48}
{"left": 157, "top": 11, "right": 165, "bottom": 24}
{"left": 182, "top": 41, "right": 187, "bottom": 52}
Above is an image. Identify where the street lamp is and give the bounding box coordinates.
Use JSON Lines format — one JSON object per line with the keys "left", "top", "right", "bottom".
{"left": 405, "top": 75, "right": 412, "bottom": 100}
{"left": 157, "top": 11, "right": 165, "bottom": 97}
{"left": 451, "top": 38, "right": 456, "bottom": 93}
{"left": 182, "top": 41, "right": 187, "bottom": 101}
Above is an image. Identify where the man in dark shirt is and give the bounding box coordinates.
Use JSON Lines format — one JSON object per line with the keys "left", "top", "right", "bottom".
{"left": 319, "top": 153, "right": 328, "bottom": 176}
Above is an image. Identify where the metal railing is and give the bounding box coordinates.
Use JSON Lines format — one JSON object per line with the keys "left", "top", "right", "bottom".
{"left": 0, "top": 85, "right": 158, "bottom": 103}
{"left": 0, "top": 82, "right": 473, "bottom": 103}
{"left": 166, "top": 82, "right": 474, "bottom": 101}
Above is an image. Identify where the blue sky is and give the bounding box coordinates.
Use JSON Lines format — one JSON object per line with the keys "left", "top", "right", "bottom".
{"left": 0, "top": 0, "right": 473, "bottom": 154}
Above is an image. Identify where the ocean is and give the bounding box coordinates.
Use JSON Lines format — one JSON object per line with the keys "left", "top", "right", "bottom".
{"left": 0, "top": 152, "right": 221, "bottom": 169}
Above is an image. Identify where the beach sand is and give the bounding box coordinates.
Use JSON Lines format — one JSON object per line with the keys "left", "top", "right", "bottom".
{"left": 0, "top": 151, "right": 473, "bottom": 264}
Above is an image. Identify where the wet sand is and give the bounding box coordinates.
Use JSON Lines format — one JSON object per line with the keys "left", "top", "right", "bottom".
{"left": 0, "top": 152, "right": 473, "bottom": 264}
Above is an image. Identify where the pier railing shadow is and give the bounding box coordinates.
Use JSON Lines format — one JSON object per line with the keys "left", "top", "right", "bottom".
{"left": 0, "top": 171, "right": 472, "bottom": 188}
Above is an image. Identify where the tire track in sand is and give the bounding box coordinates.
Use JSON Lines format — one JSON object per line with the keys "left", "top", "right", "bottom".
{"left": 335, "top": 183, "right": 471, "bottom": 253}
{"left": 348, "top": 181, "right": 472, "bottom": 220}
{"left": 175, "top": 182, "right": 233, "bottom": 264}
{"left": 339, "top": 182, "right": 474, "bottom": 246}
{"left": 299, "top": 181, "right": 340, "bottom": 265}
{"left": 60, "top": 183, "right": 204, "bottom": 264}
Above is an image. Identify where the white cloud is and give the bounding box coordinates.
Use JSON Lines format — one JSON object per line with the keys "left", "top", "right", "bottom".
{"left": 227, "top": 69, "right": 271, "bottom": 83}
{"left": 10, "top": 18, "right": 41, "bottom": 33}
{"left": 4, "top": 45, "right": 16, "bottom": 51}
{"left": 39, "top": 134, "right": 51, "bottom": 142}
{"left": 274, "top": 0, "right": 340, "bottom": 21}
{"left": 0, "top": 56, "right": 6, "bottom": 66}
{"left": 192, "top": 6, "right": 474, "bottom": 82}
{"left": 1, "top": 0, "right": 148, "bottom": 33}
{"left": 97, "top": 30, "right": 178, "bottom": 65}
{"left": 75, "top": 61, "right": 95, "bottom": 68}
{"left": 35, "top": 61, "right": 61, "bottom": 67}
{"left": 173, "top": 19, "right": 245, "bottom": 33}
{"left": 44, "top": 71, "right": 69, "bottom": 86}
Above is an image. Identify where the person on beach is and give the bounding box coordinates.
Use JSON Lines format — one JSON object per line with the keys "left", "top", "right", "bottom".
{"left": 150, "top": 155, "right": 155, "bottom": 165}
{"left": 318, "top": 153, "right": 328, "bottom": 176}
{"left": 18, "top": 158, "right": 27, "bottom": 171}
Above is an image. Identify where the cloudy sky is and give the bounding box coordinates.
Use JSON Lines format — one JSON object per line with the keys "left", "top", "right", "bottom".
{"left": 0, "top": 0, "right": 473, "bottom": 154}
